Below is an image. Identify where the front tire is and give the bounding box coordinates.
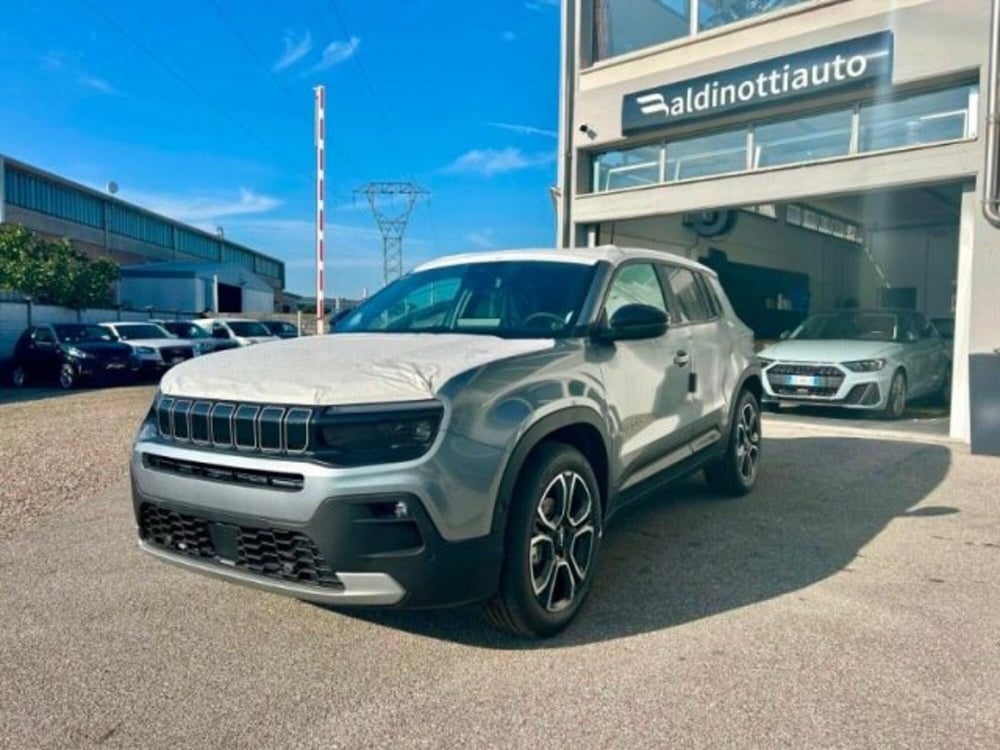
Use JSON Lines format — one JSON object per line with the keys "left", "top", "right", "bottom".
{"left": 881, "top": 370, "right": 907, "bottom": 419}
{"left": 704, "top": 390, "right": 761, "bottom": 496}
{"left": 484, "top": 442, "right": 602, "bottom": 638}
{"left": 58, "top": 363, "right": 76, "bottom": 390}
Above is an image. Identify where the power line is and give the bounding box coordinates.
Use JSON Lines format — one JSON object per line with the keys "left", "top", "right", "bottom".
{"left": 206, "top": 0, "right": 313, "bottom": 119}
{"left": 79, "top": 0, "right": 315, "bottom": 185}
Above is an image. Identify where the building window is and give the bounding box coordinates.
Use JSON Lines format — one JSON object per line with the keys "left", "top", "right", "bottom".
{"left": 107, "top": 204, "right": 173, "bottom": 247}
{"left": 4, "top": 168, "right": 104, "bottom": 228}
{"left": 784, "top": 202, "right": 862, "bottom": 244}
{"left": 592, "top": 0, "right": 809, "bottom": 63}
{"left": 594, "top": 145, "right": 663, "bottom": 191}
{"left": 587, "top": 83, "right": 977, "bottom": 194}
{"left": 176, "top": 228, "right": 220, "bottom": 260}
{"left": 753, "top": 108, "right": 853, "bottom": 168}
{"left": 666, "top": 127, "right": 748, "bottom": 180}
{"left": 858, "top": 85, "right": 978, "bottom": 153}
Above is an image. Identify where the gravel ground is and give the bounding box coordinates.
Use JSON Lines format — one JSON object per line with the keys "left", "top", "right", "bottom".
{"left": 1, "top": 421, "right": 998, "bottom": 748}
{"left": 0, "top": 384, "right": 155, "bottom": 540}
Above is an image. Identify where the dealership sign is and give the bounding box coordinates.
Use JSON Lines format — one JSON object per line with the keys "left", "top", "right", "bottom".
{"left": 622, "top": 32, "right": 893, "bottom": 135}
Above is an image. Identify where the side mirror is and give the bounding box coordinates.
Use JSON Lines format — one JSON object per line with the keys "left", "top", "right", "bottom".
{"left": 779, "top": 330, "right": 791, "bottom": 340}
{"left": 595, "top": 304, "right": 668, "bottom": 342}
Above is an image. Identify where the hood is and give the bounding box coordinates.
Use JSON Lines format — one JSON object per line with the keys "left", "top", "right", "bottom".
{"left": 69, "top": 341, "right": 133, "bottom": 356}
{"left": 160, "top": 333, "right": 556, "bottom": 405}
{"left": 123, "top": 338, "right": 189, "bottom": 349}
{"left": 759, "top": 339, "right": 896, "bottom": 363}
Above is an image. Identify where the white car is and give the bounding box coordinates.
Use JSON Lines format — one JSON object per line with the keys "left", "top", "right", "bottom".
{"left": 191, "top": 318, "right": 278, "bottom": 347}
{"left": 757, "top": 309, "right": 951, "bottom": 419}
{"left": 99, "top": 322, "right": 197, "bottom": 375}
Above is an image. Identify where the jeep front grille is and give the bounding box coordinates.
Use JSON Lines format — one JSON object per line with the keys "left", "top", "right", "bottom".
{"left": 156, "top": 397, "right": 312, "bottom": 454}
{"left": 139, "top": 504, "right": 341, "bottom": 588}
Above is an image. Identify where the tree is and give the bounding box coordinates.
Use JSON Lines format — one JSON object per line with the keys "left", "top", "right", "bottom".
{"left": 0, "top": 225, "right": 119, "bottom": 308}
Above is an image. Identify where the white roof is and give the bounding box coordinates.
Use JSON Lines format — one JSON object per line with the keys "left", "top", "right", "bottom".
{"left": 414, "top": 245, "right": 713, "bottom": 274}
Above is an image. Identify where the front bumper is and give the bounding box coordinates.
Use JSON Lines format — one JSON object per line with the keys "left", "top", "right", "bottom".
{"left": 130, "top": 440, "right": 505, "bottom": 609}
{"left": 762, "top": 362, "right": 893, "bottom": 410}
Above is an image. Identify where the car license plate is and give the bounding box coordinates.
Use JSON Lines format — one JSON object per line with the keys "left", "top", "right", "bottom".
{"left": 784, "top": 375, "right": 819, "bottom": 387}
{"left": 170, "top": 357, "right": 184, "bottom": 364}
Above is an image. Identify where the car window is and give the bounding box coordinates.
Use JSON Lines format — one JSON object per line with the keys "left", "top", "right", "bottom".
{"left": 33, "top": 327, "right": 56, "bottom": 344}
{"left": 791, "top": 312, "right": 899, "bottom": 341}
{"left": 227, "top": 321, "right": 272, "bottom": 337}
{"left": 695, "top": 273, "right": 722, "bottom": 318}
{"left": 603, "top": 263, "right": 668, "bottom": 321}
{"left": 114, "top": 323, "right": 170, "bottom": 340}
{"left": 662, "top": 266, "right": 712, "bottom": 323}
{"left": 52, "top": 324, "right": 113, "bottom": 343}
{"left": 337, "top": 261, "right": 595, "bottom": 338}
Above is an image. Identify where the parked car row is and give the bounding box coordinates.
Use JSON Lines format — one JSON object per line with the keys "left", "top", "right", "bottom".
{"left": 6, "top": 317, "right": 299, "bottom": 390}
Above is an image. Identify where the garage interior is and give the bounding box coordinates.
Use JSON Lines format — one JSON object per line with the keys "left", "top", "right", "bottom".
{"left": 595, "top": 180, "right": 967, "bottom": 433}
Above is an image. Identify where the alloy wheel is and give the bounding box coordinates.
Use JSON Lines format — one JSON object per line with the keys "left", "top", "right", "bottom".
{"left": 735, "top": 400, "right": 761, "bottom": 482}
{"left": 890, "top": 373, "right": 907, "bottom": 418}
{"left": 11, "top": 366, "right": 26, "bottom": 387}
{"left": 529, "top": 471, "right": 596, "bottom": 613}
{"left": 59, "top": 364, "right": 75, "bottom": 390}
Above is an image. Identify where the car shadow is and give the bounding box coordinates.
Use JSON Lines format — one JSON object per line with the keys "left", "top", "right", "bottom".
{"left": 0, "top": 382, "right": 148, "bottom": 405}
{"left": 328, "top": 435, "right": 952, "bottom": 649}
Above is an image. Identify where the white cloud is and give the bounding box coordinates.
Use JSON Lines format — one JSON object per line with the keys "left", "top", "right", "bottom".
{"left": 443, "top": 147, "right": 556, "bottom": 177}
{"left": 526, "top": 0, "right": 560, "bottom": 11}
{"left": 501, "top": 30, "right": 518, "bottom": 42}
{"left": 273, "top": 30, "right": 313, "bottom": 72}
{"left": 488, "top": 121, "right": 557, "bottom": 138}
{"left": 124, "top": 188, "right": 282, "bottom": 223}
{"left": 78, "top": 74, "right": 117, "bottom": 95}
{"left": 465, "top": 230, "right": 495, "bottom": 249}
{"left": 312, "top": 36, "right": 361, "bottom": 72}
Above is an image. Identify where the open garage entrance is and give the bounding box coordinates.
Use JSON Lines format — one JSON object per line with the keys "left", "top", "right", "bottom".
{"left": 594, "top": 181, "right": 967, "bottom": 437}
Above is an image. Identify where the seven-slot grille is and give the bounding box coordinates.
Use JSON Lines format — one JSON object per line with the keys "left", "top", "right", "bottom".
{"left": 156, "top": 397, "right": 312, "bottom": 453}
{"left": 139, "top": 504, "right": 341, "bottom": 588}
{"left": 766, "top": 362, "right": 846, "bottom": 399}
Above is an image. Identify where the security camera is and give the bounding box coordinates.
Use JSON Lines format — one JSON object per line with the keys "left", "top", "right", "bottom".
{"left": 578, "top": 124, "right": 589, "bottom": 133}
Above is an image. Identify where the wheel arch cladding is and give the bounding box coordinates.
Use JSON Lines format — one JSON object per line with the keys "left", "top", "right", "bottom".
{"left": 491, "top": 408, "right": 610, "bottom": 538}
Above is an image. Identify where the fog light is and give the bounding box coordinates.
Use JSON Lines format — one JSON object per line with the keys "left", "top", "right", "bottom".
{"left": 393, "top": 500, "right": 410, "bottom": 519}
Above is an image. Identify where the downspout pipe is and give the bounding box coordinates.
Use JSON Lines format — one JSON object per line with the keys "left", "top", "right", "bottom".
{"left": 983, "top": 0, "right": 1000, "bottom": 226}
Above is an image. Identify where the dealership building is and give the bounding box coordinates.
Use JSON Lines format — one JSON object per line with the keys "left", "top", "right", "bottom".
{"left": 555, "top": 0, "right": 1000, "bottom": 443}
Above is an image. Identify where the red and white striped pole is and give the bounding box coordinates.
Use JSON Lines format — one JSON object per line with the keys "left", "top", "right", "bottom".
{"left": 314, "top": 85, "right": 326, "bottom": 335}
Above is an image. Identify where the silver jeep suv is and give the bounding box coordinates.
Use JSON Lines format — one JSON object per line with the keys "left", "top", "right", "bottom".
{"left": 131, "top": 246, "right": 762, "bottom": 637}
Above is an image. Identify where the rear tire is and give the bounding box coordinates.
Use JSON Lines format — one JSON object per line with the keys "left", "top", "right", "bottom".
{"left": 704, "top": 390, "right": 761, "bottom": 497}
{"left": 11, "top": 365, "right": 27, "bottom": 387}
{"left": 483, "top": 442, "right": 602, "bottom": 638}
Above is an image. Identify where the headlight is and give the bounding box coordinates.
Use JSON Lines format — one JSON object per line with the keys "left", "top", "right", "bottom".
{"left": 314, "top": 402, "right": 444, "bottom": 466}
{"left": 134, "top": 393, "right": 160, "bottom": 442}
{"left": 842, "top": 358, "right": 886, "bottom": 373}
{"left": 65, "top": 346, "right": 94, "bottom": 359}
{"left": 135, "top": 346, "right": 157, "bottom": 355}
{"left": 757, "top": 357, "right": 774, "bottom": 367}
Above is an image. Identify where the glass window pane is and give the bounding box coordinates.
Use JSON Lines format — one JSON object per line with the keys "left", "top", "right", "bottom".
{"left": 666, "top": 128, "right": 747, "bottom": 181}
{"left": 604, "top": 263, "right": 667, "bottom": 319}
{"left": 663, "top": 267, "right": 711, "bottom": 323}
{"left": 786, "top": 204, "right": 802, "bottom": 225}
{"left": 594, "top": 145, "right": 663, "bottom": 192}
{"left": 859, "top": 86, "right": 975, "bottom": 152}
{"left": 594, "top": 0, "right": 691, "bottom": 61}
{"left": 753, "top": 109, "right": 853, "bottom": 168}
{"left": 698, "top": 0, "right": 809, "bottom": 33}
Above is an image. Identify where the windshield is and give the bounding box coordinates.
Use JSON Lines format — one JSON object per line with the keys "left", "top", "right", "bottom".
{"left": 113, "top": 323, "right": 170, "bottom": 340}
{"left": 790, "top": 312, "right": 900, "bottom": 342}
{"left": 162, "top": 322, "right": 209, "bottom": 339}
{"left": 227, "top": 321, "right": 272, "bottom": 337}
{"left": 53, "top": 325, "right": 114, "bottom": 343}
{"left": 334, "top": 261, "right": 597, "bottom": 338}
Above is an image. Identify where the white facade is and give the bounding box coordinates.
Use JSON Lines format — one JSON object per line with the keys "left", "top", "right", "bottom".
{"left": 557, "top": 0, "right": 1000, "bottom": 442}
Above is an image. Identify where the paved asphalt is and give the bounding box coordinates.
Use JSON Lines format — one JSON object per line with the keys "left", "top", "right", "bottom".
{"left": 1, "top": 421, "right": 999, "bottom": 749}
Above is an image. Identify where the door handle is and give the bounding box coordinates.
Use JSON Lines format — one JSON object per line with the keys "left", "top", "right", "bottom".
{"left": 674, "top": 351, "right": 690, "bottom": 367}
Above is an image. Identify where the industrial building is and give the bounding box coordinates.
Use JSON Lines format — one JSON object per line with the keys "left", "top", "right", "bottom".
{"left": 0, "top": 155, "right": 286, "bottom": 308}
{"left": 118, "top": 261, "right": 275, "bottom": 314}
{"left": 555, "top": 0, "right": 1000, "bottom": 444}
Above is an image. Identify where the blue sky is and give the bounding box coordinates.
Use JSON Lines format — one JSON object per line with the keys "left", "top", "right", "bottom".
{"left": 0, "top": 0, "right": 562, "bottom": 297}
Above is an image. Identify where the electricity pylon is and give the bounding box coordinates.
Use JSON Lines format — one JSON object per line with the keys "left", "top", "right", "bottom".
{"left": 355, "top": 182, "right": 429, "bottom": 285}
